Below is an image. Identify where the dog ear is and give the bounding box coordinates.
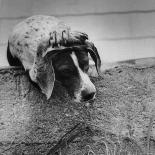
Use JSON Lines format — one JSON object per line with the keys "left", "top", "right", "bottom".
{"left": 70, "top": 44, "right": 101, "bottom": 75}
{"left": 29, "top": 41, "right": 76, "bottom": 99}
{"left": 29, "top": 42, "right": 55, "bottom": 100}
{"left": 85, "top": 41, "right": 101, "bottom": 75}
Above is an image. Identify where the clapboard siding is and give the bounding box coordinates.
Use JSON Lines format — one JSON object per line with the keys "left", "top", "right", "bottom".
{"left": 0, "top": 19, "right": 21, "bottom": 44}
{"left": 0, "top": 45, "right": 8, "bottom": 66}
{"left": 0, "top": 0, "right": 155, "bottom": 66}
{"left": 95, "top": 39, "right": 155, "bottom": 62}
{"left": 1, "top": 13, "right": 155, "bottom": 44}
{"left": 0, "top": 0, "right": 33, "bottom": 18}
{"left": 1, "top": 0, "right": 155, "bottom": 18}
{"left": 0, "top": 15, "right": 131, "bottom": 44}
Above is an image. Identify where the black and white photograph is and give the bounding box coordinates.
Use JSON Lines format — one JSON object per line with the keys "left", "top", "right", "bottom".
{"left": 0, "top": 0, "right": 155, "bottom": 154}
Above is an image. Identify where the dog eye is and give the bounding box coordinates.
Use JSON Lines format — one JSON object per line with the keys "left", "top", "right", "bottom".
{"left": 84, "top": 65, "right": 89, "bottom": 72}
{"left": 60, "top": 68, "right": 74, "bottom": 76}
{"left": 80, "top": 61, "right": 89, "bottom": 72}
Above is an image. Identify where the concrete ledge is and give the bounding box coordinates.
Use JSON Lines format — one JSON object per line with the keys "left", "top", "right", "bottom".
{"left": 0, "top": 64, "right": 155, "bottom": 154}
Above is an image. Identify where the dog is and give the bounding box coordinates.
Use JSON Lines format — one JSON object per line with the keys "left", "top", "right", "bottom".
{"left": 7, "top": 15, "right": 101, "bottom": 102}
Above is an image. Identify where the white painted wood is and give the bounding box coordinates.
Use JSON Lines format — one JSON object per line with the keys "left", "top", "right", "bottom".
{"left": 1, "top": 13, "right": 155, "bottom": 44}
{"left": 0, "top": 0, "right": 33, "bottom": 18}
{"left": 0, "top": 0, "right": 155, "bottom": 67}
{"left": 1, "top": 0, "right": 155, "bottom": 18}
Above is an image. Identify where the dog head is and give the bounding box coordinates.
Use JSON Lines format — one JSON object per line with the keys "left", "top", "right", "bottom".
{"left": 7, "top": 15, "right": 101, "bottom": 102}
{"left": 30, "top": 41, "right": 101, "bottom": 102}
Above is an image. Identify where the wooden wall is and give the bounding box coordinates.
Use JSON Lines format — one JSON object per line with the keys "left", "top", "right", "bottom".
{"left": 0, "top": 0, "right": 155, "bottom": 66}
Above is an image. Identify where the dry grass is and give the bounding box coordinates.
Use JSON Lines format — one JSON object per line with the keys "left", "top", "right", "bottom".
{"left": 45, "top": 63, "right": 155, "bottom": 155}
{"left": 0, "top": 59, "right": 155, "bottom": 155}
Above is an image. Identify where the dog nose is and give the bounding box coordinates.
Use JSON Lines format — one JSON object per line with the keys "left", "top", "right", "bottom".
{"left": 81, "top": 90, "right": 96, "bottom": 101}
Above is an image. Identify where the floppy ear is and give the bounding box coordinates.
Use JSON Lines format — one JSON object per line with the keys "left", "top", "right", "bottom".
{"left": 85, "top": 41, "right": 101, "bottom": 75}
{"left": 62, "top": 42, "right": 101, "bottom": 75}
{"left": 29, "top": 43, "right": 55, "bottom": 100}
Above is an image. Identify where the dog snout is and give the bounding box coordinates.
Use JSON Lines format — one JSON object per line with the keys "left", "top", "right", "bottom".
{"left": 81, "top": 89, "right": 96, "bottom": 101}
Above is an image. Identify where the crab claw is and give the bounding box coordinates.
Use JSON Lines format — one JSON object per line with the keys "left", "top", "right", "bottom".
{"left": 49, "top": 28, "right": 89, "bottom": 48}
{"left": 49, "top": 31, "right": 58, "bottom": 48}
{"left": 62, "top": 28, "right": 70, "bottom": 45}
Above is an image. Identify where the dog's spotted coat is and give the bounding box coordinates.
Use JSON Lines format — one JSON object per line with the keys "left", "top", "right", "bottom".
{"left": 7, "top": 15, "right": 101, "bottom": 102}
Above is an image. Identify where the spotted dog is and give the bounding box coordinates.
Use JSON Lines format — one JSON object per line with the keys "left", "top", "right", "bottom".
{"left": 7, "top": 15, "right": 101, "bottom": 102}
